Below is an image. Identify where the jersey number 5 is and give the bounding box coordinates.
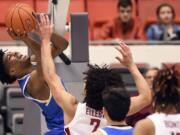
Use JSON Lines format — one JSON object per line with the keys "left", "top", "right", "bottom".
{"left": 90, "top": 118, "right": 101, "bottom": 132}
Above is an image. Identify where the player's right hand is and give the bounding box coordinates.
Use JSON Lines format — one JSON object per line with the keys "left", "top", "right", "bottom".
{"left": 7, "top": 28, "right": 27, "bottom": 40}
{"left": 36, "top": 13, "right": 53, "bottom": 42}
{"left": 115, "top": 41, "right": 135, "bottom": 68}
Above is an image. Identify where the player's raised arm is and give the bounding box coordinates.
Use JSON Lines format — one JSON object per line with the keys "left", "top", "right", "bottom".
{"left": 38, "top": 14, "right": 78, "bottom": 124}
{"left": 115, "top": 42, "right": 152, "bottom": 116}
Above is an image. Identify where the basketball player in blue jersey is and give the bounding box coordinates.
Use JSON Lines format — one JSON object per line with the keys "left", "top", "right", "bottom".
{"left": 38, "top": 14, "right": 152, "bottom": 135}
{"left": 91, "top": 87, "right": 133, "bottom": 135}
{"left": 0, "top": 26, "right": 68, "bottom": 134}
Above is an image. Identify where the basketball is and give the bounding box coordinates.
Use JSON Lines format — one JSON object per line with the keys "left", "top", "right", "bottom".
{"left": 5, "top": 3, "right": 37, "bottom": 35}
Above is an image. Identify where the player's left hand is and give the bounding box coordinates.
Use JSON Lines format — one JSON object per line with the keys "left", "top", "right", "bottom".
{"left": 115, "top": 41, "right": 134, "bottom": 68}
{"left": 36, "top": 13, "right": 54, "bottom": 42}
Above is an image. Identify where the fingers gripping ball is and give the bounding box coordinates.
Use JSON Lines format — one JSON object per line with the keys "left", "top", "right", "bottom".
{"left": 5, "top": 3, "right": 37, "bottom": 35}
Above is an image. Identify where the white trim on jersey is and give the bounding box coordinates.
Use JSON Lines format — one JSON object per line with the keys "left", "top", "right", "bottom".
{"left": 31, "top": 92, "right": 52, "bottom": 106}
{"left": 18, "top": 74, "right": 52, "bottom": 106}
{"left": 18, "top": 74, "right": 31, "bottom": 99}
{"left": 106, "top": 126, "right": 133, "bottom": 130}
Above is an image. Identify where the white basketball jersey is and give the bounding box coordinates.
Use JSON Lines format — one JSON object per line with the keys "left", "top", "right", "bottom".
{"left": 65, "top": 103, "right": 107, "bottom": 135}
{"left": 148, "top": 113, "right": 180, "bottom": 135}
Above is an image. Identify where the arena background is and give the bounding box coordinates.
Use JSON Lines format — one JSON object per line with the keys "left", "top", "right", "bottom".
{"left": 0, "top": 0, "right": 180, "bottom": 134}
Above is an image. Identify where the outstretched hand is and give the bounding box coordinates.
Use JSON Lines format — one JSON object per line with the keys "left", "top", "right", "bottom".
{"left": 115, "top": 41, "right": 134, "bottom": 68}
{"left": 36, "top": 13, "right": 53, "bottom": 42}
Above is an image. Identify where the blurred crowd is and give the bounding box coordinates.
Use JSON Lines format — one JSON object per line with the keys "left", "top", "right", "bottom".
{"left": 0, "top": 0, "right": 180, "bottom": 42}
{"left": 94, "top": 0, "right": 180, "bottom": 41}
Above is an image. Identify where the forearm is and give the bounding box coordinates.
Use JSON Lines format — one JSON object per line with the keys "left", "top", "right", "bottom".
{"left": 41, "top": 39, "right": 56, "bottom": 81}
{"left": 41, "top": 39, "right": 77, "bottom": 119}
{"left": 127, "top": 64, "right": 152, "bottom": 115}
{"left": 38, "top": 14, "right": 77, "bottom": 116}
{"left": 41, "top": 40, "right": 65, "bottom": 98}
{"left": 116, "top": 43, "right": 152, "bottom": 116}
{"left": 128, "top": 64, "right": 151, "bottom": 100}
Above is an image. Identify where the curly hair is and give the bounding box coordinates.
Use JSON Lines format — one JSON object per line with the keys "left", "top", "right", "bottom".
{"left": 0, "top": 50, "right": 17, "bottom": 84}
{"left": 83, "top": 64, "right": 125, "bottom": 110}
{"left": 153, "top": 65, "right": 180, "bottom": 112}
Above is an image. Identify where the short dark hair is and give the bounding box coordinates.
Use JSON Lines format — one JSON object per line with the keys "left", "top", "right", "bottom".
{"left": 117, "top": 0, "right": 132, "bottom": 9}
{"left": 102, "top": 87, "right": 130, "bottom": 121}
{"left": 153, "top": 66, "right": 180, "bottom": 112}
{"left": 156, "top": 3, "right": 175, "bottom": 19}
{"left": 83, "top": 65, "right": 125, "bottom": 110}
{"left": 0, "top": 50, "right": 16, "bottom": 84}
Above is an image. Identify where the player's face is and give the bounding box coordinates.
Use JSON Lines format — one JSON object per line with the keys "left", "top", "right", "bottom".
{"left": 118, "top": 6, "right": 132, "bottom": 23}
{"left": 159, "top": 6, "right": 173, "bottom": 24}
{"left": 3, "top": 51, "right": 31, "bottom": 76}
{"left": 145, "top": 69, "right": 158, "bottom": 89}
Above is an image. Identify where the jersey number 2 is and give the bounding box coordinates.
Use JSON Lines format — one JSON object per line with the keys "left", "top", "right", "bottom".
{"left": 90, "top": 118, "right": 101, "bottom": 132}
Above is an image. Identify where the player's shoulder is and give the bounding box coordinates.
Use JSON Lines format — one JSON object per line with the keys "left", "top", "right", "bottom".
{"left": 90, "top": 130, "right": 104, "bottom": 135}
{"left": 135, "top": 118, "right": 154, "bottom": 127}
{"left": 134, "top": 118, "right": 154, "bottom": 135}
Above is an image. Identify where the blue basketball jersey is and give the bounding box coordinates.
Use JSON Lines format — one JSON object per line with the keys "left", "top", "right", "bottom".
{"left": 18, "top": 74, "right": 65, "bottom": 135}
{"left": 100, "top": 126, "right": 133, "bottom": 135}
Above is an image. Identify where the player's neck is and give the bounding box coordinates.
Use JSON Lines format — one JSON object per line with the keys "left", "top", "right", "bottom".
{"left": 18, "top": 66, "right": 34, "bottom": 79}
{"left": 108, "top": 120, "right": 127, "bottom": 127}
{"left": 105, "top": 114, "right": 127, "bottom": 126}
